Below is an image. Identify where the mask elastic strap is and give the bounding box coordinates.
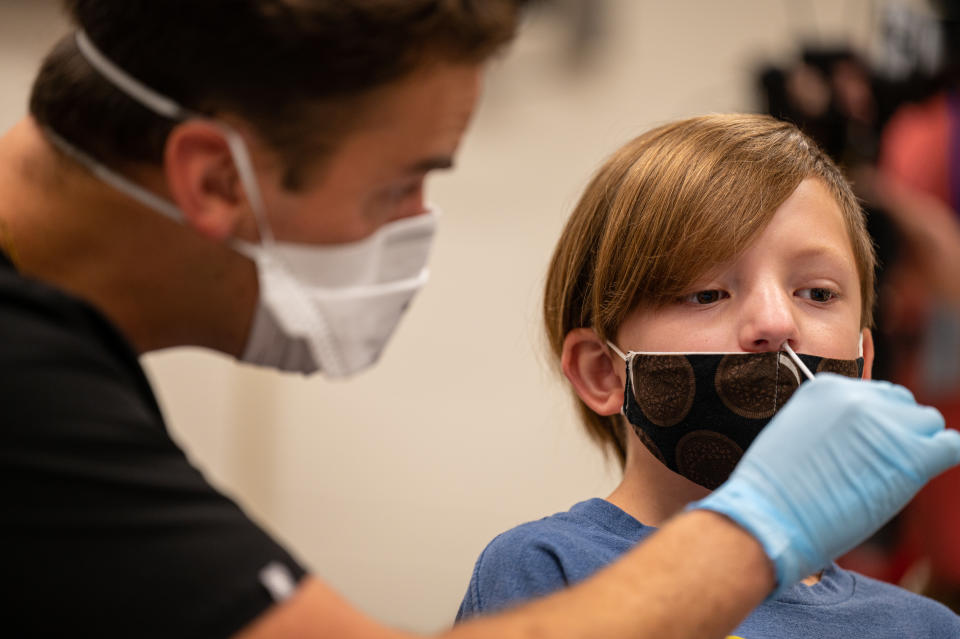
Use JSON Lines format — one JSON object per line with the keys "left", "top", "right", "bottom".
{"left": 72, "top": 30, "right": 276, "bottom": 246}
{"left": 44, "top": 126, "right": 183, "bottom": 222}
{"left": 606, "top": 340, "right": 629, "bottom": 361}
{"left": 75, "top": 30, "right": 191, "bottom": 120}
{"left": 222, "top": 130, "right": 275, "bottom": 245}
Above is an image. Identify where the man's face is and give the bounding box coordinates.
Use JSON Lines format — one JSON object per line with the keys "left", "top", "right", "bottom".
{"left": 616, "top": 178, "right": 870, "bottom": 367}
{"left": 244, "top": 62, "right": 483, "bottom": 244}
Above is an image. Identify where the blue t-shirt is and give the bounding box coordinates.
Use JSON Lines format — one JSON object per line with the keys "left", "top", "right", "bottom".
{"left": 457, "top": 499, "right": 960, "bottom": 638}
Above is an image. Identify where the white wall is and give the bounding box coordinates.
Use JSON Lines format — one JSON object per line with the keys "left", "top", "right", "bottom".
{"left": 0, "top": 0, "right": 884, "bottom": 632}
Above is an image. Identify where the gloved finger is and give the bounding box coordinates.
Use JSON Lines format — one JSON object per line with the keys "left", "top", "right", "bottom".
{"left": 857, "top": 377, "right": 917, "bottom": 404}
{"left": 886, "top": 401, "right": 946, "bottom": 437}
{"left": 923, "top": 428, "right": 960, "bottom": 475}
{"left": 810, "top": 374, "right": 917, "bottom": 405}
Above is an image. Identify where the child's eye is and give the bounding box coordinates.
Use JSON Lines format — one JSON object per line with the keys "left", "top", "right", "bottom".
{"left": 797, "top": 287, "right": 839, "bottom": 303}
{"left": 685, "top": 290, "right": 728, "bottom": 305}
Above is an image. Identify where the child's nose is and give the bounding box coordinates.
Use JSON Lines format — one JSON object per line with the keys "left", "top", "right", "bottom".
{"left": 737, "top": 285, "right": 799, "bottom": 352}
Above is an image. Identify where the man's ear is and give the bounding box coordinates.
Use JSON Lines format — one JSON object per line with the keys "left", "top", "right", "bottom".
{"left": 561, "top": 328, "right": 625, "bottom": 416}
{"left": 164, "top": 121, "right": 245, "bottom": 241}
{"left": 861, "top": 328, "right": 875, "bottom": 380}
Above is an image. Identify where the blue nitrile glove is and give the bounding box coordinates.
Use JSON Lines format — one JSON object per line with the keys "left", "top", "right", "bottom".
{"left": 691, "top": 373, "right": 960, "bottom": 596}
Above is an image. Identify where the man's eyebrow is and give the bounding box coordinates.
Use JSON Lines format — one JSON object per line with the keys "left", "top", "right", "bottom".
{"left": 406, "top": 156, "right": 454, "bottom": 174}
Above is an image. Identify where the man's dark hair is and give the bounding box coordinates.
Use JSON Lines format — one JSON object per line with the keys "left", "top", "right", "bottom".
{"left": 30, "top": 0, "right": 528, "bottom": 188}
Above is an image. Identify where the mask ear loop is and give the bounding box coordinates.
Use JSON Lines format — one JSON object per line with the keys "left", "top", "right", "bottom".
{"left": 606, "top": 340, "right": 629, "bottom": 361}
{"left": 782, "top": 342, "right": 815, "bottom": 381}
{"left": 75, "top": 30, "right": 275, "bottom": 247}
{"left": 44, "top": 126, "right": 184, "bottom": 222}
{"left": 75, "top": 30, "right": 188, "bottom": 120}
{"left": 222, "top": 130, "right": 275, "bottom": 246}
{"left": 605, "top": 340, "right": 631, "bottom": 417}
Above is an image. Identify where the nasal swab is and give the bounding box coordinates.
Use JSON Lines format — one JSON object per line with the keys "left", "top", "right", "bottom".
{"left": 782, "top": 342, "right": 816, "bottom": 381}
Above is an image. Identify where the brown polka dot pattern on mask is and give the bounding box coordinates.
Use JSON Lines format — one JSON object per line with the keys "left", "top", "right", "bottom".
{"left": 816, "top": 357, "right": 861, "bottom": 378}
{"left": 715, "top": 353, "right": 800, "bottom": 419}
{"left": 630, "top": 354, "right": 696, "bottom": 427}
{"left": 675, "top": 430, "right": 744, "bottom": 490}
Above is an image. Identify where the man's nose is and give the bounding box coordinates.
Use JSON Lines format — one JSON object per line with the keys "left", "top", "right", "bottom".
{"left": 737, "top": 284, "right": 799, "bottom": 352}
{"left": 389, "top": 185, "right": 427, "bottom": 224}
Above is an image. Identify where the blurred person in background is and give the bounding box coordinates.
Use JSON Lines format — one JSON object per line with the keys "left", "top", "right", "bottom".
{"left": 871, "top": 0, "right": 960, "bottom": 611}
{"left": 0, "top": 1, "right": 958, "bottom": 638}
{"left": 758, "top": 0, "right": 960, "bottom": 611}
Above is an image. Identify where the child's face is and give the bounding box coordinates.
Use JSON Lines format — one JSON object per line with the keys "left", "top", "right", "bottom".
{"left": 617, "top": 178, "right": 866, "bottom": 363}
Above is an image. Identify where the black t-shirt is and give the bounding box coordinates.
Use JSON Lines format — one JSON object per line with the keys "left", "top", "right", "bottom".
{"left": 0, "top": 250, "right": 306, "bottom": 637}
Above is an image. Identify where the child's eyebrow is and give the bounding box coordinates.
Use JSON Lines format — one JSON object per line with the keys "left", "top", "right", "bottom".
{"left": 788, "top": 245, "right": 853, "bottom": 269}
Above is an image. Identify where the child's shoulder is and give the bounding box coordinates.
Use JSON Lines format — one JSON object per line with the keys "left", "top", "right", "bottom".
{"left": 475, "top": 500, "right": 603, "bottom": 569}
{"left": 479, "top": 498, "right": 650, "bottom": 564}
{"left": 846, "top": 571, "right": 960, "bottom": 630}
{"left": 457, "top": 499, "right": 654, "bottom": 621}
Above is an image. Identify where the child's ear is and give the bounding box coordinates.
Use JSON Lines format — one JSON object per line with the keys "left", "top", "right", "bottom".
{"left": 561, "top": 328, "right": 625, "bottom": 416}
{"left": 860, "top": 328, "right": 874, "bottom": 380}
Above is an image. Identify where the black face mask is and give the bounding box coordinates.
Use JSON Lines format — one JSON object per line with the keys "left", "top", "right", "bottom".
{"left": 613, "top": 350, "right": 864, "bottom": 490}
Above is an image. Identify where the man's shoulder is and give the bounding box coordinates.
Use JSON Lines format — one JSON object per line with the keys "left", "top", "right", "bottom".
{"left": 0, "top": 259, "right": 308, "bottom": 638}
{"left": 0, "top": 258, "right": 165, "bottom": 457}
{"left": 0, "top": 257, "right": 149, "bottom": 395}
{"left": 1, "top": 257, "right": 120, "bottom": 340}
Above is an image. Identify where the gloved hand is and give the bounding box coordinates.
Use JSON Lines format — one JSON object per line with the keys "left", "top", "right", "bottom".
{"left": 691, "top": 374, "right": 960, "bottom": 595}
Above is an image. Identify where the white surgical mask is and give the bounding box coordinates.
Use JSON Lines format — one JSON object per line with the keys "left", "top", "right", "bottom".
{"left": 50, "top": 30, "right": 436, "bottom": 377}
{"left": 234, "top": 210, "right": 436, "bottom": 376}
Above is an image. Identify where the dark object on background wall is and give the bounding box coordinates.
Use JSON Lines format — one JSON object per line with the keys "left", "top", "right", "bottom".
{"left": 754, "top": 2, "right": 960, "bottom": 611}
